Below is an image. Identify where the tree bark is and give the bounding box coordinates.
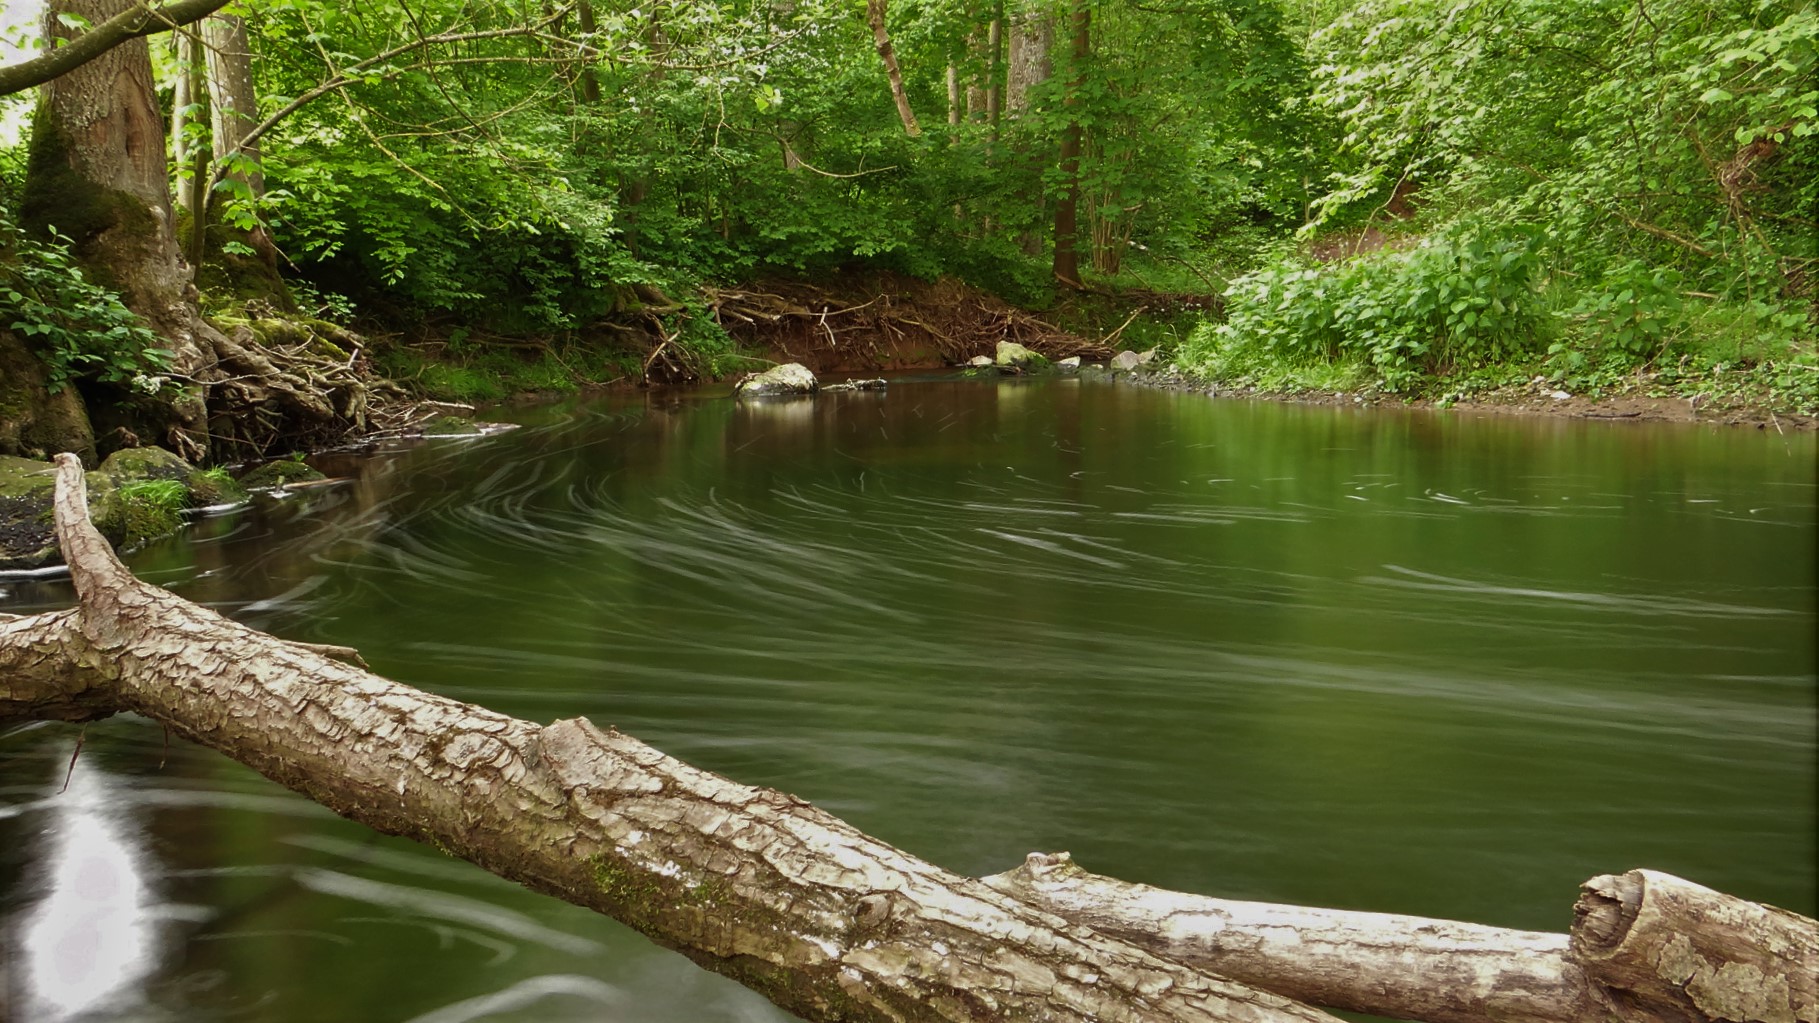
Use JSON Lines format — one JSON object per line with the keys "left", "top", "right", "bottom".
{"left": 1050, "top": 1, "right": 1089, "bottom": 287}
{"left": 987, "top": 852, "right": 1601, "bottom": 1023}
{"left": 866, "top": 0, "right": 921, "bottom": 137}
{"left": 1004, "top": 8, "right": 1050, "bottom": 116}
{"left": 3, "top": 454, "right": 1341, "bottom": 1023}
{"left": 1572, "top": 869, "right": 1817, "bottom": 1023}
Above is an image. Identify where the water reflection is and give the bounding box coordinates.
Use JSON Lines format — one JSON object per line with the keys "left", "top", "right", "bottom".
{"left": 17, "top": 760, "right": 159, "bottom": 1022}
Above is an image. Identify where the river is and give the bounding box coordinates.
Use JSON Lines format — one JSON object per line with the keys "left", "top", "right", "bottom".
{"left": 2, "top": 375, "right": 1814, "bottom": 1022}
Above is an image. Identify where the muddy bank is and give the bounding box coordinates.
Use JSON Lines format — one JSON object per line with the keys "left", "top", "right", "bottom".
{"left": 1133, "top": 369, "right": 1819, "bottom": 431}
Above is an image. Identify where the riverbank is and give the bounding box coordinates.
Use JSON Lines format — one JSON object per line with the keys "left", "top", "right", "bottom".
{"left": 1130, "top": 365, "right": 1819, "bottom": 431}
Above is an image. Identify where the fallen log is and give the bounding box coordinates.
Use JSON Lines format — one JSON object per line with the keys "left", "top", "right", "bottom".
{"left": 1, "top": 454, "right": 1338, "bottom": 1023}
{"left": 1572, "top": 869, "right": 1817, "bottom": 1023}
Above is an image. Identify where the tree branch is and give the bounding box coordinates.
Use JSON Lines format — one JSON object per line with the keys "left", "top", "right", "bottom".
{"left": 0, "top": 0, "right": 233, "bottom": 96}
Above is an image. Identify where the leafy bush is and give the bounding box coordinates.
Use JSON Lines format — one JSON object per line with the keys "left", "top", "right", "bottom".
{"left": 1182, "top": 222, "right": 1546, "bottom": 390}
{"left": 1, "top": 213, "right": 172, "bottom": 392}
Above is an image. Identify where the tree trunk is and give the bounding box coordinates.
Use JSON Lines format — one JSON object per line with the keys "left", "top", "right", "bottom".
{"left": 5, "top": 454, "right": 1815, "bottom": 1023}
{"left": 171, "top": 28, "right": 209, "bottom": 266}
{"left": 3, "top": 455, "right": 1341, "bottom": 1023}
{"left": 1050, "top": 1, "right": 1089, "bottom": 287}
{"left": 21, "top": 0, "right": 211, "bottom": 459}
{"left": 574, "top": 0, "right": 602, "bottom": 106}
{"left": 987, "top": 852, "right": 1601, "bottom": 1023}
{"left": 202, "top": 11, "right": 277, "bottom": 267}
{"left": 866, "top": 0, "right": 920, "bottom": 137}
{"left": 1004, "top": 8, "right": 1050, "bottom": 116}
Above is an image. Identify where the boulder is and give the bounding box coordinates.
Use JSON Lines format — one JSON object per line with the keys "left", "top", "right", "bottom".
{"left": 1110, "top": 350, "right": 1144, "bottom": 372}
{"left": 994, "top": 341, "right": 1048, "bottom": 370}
{"left": 735, "top": 363, "right": 819, "bottom": 398}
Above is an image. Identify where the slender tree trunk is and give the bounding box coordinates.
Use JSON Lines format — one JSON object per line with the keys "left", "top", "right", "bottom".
{"left": 574, "top": 0, "right": 602, "bottom": 106}
{"left": 202, "top": 11, "right": 276, "bottom": 266}
{"left": 171, "top": 28, "right": 209, "bottom": 267}
{"left": 946, "top": 63, "right": 961, "bottom": 126}
{"left": 986, "top": 16, "right": 1002, "bottom": 128}
{"left": 6, "top": 455, "right": 1815, "bottom": 1023}
{"left": 1051, "top": 1, "right": 1089, "bottom": 287}
{"left": 866, "top": 0, "right": 921, "bottom": 136}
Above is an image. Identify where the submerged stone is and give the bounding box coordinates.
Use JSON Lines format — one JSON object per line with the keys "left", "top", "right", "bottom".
{"left": 238, "top": 459, "right": 328, "bottom": 491}
{"left": 821, "top": 379, "right": 887, "bottom": 392}
{"left": 735, "top": 363, "right": 818, "bottom": 398}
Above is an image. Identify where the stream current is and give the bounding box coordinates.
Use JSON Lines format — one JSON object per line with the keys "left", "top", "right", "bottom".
{"left": 1, "top": 375, "right": 1814, "bottom": 1021}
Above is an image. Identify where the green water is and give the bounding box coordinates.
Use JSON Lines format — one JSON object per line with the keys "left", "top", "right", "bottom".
{"left": 3, "top": 377, "right": 1814, "bottom": 1021}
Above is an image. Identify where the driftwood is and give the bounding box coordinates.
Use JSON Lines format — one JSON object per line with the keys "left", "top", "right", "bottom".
{"left": 3, "top": 452, "right": 1814, "bottom": 1023}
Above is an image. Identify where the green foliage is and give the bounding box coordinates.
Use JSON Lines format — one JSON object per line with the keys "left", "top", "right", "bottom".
{"left": 1185, "top": 221, "right": 1546, "bottom": 390}
{"left": 0, "top": 213, "right": 172, "bottom": 392}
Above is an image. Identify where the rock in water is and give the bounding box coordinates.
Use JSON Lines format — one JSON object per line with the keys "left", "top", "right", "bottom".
{"left": 821, "top": 379, "right": 888, "bottom": 392}
{"left": 967, "top": 356, "right": 994, "bottom": 368}
{"left": 735, "top": 363, "right": 819, "bottom": 397}
{"left": 1110, "top": 350, "right": 1144, "bottom": 372}
{"left": 1057, "top": 357, "right": 1082, "bottom": 371}
{"left": 994, "top": 341, "right": 1048, "bottom": 370}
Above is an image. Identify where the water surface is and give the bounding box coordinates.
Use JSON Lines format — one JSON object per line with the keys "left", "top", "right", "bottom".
{"left": 3, "top": 378, "right": 1813, "bottom": 1021}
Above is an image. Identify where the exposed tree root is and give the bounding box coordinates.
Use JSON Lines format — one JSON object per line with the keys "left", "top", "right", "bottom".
{"left": 706, "top": 275, "right": 1114, "bottom": 373}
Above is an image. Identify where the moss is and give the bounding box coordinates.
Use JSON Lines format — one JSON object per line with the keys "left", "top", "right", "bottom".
{"left": 18, "top": 107, "right": 158, "bottom": 277}
{"left": 115, "top": 478, "right": 187, "bottom": 547}
{"left": 238, "top": 458, "right": 326, "bottom": 490}
{"left": 591, "top": 854, "right": 667, "bottom": 904}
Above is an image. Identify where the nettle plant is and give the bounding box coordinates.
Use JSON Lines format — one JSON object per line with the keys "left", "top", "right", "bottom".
{"left": 1, "top": 215, "right": 172, "bottom": 392}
